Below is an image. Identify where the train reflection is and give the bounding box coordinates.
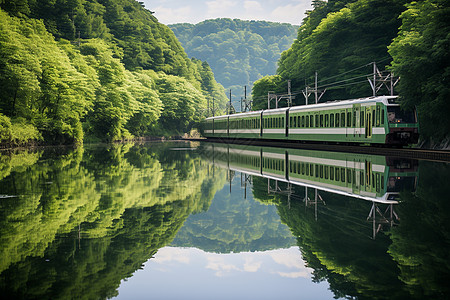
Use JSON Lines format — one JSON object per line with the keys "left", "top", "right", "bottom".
{"left": 201, "top": 143, "right": 418, "bottom": 238}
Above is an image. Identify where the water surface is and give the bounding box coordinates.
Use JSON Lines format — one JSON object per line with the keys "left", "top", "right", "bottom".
{"left": 0, "top": 142, "right": 449, "bottom": 299}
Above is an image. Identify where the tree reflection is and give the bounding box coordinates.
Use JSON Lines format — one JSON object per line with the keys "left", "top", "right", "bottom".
{"left": 253, "top": 164, "right": 450, "bottom": 299}
{"left": 0, "top": 143, "right": 225, "bottom": 299}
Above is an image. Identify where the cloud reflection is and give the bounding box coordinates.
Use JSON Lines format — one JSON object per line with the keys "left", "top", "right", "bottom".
{"left": 152, "top": 246, "right": 312, "bottom": 279}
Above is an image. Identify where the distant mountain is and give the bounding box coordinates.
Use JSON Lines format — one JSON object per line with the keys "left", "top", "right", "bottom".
{"left": 170, "top": 19, "right": 298, "bottom": 102}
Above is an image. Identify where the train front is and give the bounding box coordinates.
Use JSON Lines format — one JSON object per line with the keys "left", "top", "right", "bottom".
{"left": 385, "top": 101, "right": 419, "bottom": 145}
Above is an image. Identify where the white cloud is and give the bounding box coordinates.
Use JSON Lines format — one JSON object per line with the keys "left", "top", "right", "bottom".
{"left": 276, "top": 270, "right": 310, "bottom": 278}
{"left": 153, "top": 247, "right": 191, "bottom": 264}
{"left": 269, "top": 248, "right": 306, "bottom": 270}
{"left": 243, "top": 257, "right": 262, "bottom": 272}
{"left": 206, "top": 256, "right": 240, "bottom": 277}
{"left": 244, "top": 1, "right": 263, "bottom": 12}
{"left": 153, "top": 6, "right": 196, "bottom": 24}
{"left": 270, "top": 3, "right": 310, "bottom": 24}
{"left": 206, "top": 0, "right": 237, "bottom": 17}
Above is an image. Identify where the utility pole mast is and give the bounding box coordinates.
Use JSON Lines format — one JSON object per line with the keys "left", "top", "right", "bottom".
{"left": 288, "top": 80, "right": 292, "bottom": 107}
{"left": 229, "top": 89, "right": 232, "bottom": 114}
{"left": 368, "top": 62, "right": 399, "bottom": 96}
{"left": 315, "top": 72, "right": 318, "bottom": 104}
{"left": 306, "top": 71, "right": 326, "bottom": 104}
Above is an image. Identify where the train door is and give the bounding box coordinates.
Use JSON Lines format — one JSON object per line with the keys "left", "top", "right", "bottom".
{"left": 345, "top": 109, "right": 349, "bottom": 137}
{"left": 352, "top": 159, "right": 362, "bottom": 195}
{"left": 260, "top": 112, "right": 263, "bottom": 137}
{"left": 285, "top": 110, "right": 289, "bottom": 137}
{"left": 365, "top": 109, "right": 372, "bottom": 139}
{"left": 353, "top": 104, "right": 361, "bottom": 138}
{"left": 212, "top": 119, "right": 215, "bottom": 135}
{"left": 227, "top": 116, "right": 229, "bottom": 136}
{"left": 365, "top": 160, "right": 372, "bottom": 192}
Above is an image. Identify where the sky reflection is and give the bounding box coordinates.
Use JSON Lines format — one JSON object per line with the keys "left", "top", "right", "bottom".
{"left": 114, "top": 246, "right": 337, "bottom": 300}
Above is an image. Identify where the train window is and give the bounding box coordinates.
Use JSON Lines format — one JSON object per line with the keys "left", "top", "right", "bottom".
{"left": 282, "top": 117, "right": 285, "bottom": 127}
{"left": 325, "top": 166, "right": 329, "bottom": 179}
{"left": 325, "top": 114, "right": 329, "bottom": 127}
{"left": 306, "top": 164, "right": 309, "bottom": 176}
{"left": 381, "top": 109, "right": 385, "bottom": 124}
{"left": 381, "top": 175, "right": 384, "bottom": 189}
{"left": 290, "top": 116, "right": 293, "bottom": 127}
{"left": 320, "top": 165, "right": 324, "bottom": 178}
{"left": 353, "top": 111, "right": 356, "bottom": 127}
{"left": 341, "top": 113, "right": 345, "bottom": 127}
{"left": 330, "top": 167, "right": 334, "bottom": 180}
{"left": 361, "top": 111, "right": 365, "bottom": 127}
{"left": 301, "top": 163, "right": 305, "bottom": 175}
{"left": 347, "top": 112, "right": 351, "bottom": 127}
{"left": 330, "top": 114, "right": 334, "bottom": 127}
{"left": 310, "top": 164, "right": 314, "bottom": 176}
{"left": 335, "top": 168, "right": 340, "bottom": 181}
{"left": 320, "top": 115, "right": 324, "bottom": 127}
{"left": 315, "top": 165, "right": 319, "bottom": 178}
{"left": 310, "top": 115, "right": 314, "bottom": 127}
{"left": 335, "top": 113, "right": 339, "bottom": 127}
{"left": 306, "top": 116, "right": 309, "bottom": 128}
{"left": 347, "top": 169, "right": 352, "bottom": 183}
{"left": 341, "top": 168, "right": 346, "bottom": 182}
{"left": 315, "top": 115, "right": 319, "bottom": 127}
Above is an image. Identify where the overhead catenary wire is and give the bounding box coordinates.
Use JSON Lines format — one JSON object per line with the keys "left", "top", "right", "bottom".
{"left": 242, "top": 59, "right": 395, "bottom": 107}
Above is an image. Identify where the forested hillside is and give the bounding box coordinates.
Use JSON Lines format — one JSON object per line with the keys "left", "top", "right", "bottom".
{"left": 170, "top": 19, "right": 298, "bottom": 100}
{"left": 252, "top": 0, "right": 449, "bottom": 142}
{"left": 0, "top": 0, "right": 228, "bottom": 145}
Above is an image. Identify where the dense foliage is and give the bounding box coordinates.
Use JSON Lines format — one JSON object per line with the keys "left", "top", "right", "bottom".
{"left": 388, "top": 0, "right": 450, "bottom": 141}
{"left": 0, "top": 0, "right": 228, "bottom": 145}
{"left": 0, "top": 143, "right": 227, "bottom": 299}
{"left": 252, "top": 0, "right": 449, "bottom": 141}
{"left": 170, "top": 19, "right": 298, "bottom": 104}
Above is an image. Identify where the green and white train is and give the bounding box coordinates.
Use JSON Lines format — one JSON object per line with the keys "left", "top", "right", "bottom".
{"left": 202, "top": 96, "right": 419, "bottom": 145}
{"left": 202, "top": 143, "right": 418, "bottom": 204}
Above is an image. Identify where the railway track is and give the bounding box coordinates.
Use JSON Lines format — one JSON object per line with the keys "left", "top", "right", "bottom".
{"left": 190, "top": 137, "right": 450, "bottom": 163}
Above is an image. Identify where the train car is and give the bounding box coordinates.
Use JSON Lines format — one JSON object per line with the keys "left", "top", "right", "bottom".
{"left": 202, "top": 143, "right": 418, "bottom": 204}
{"left": 201, "top": 96, "right": 419, "bottom": 146}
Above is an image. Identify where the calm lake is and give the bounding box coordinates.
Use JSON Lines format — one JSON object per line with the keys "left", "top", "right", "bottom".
{"left": 0, "top": 141, "right": 449, "bottom": 299}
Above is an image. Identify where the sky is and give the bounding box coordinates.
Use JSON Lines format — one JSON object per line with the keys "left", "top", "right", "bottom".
{"left": 141, "top": 0, "right": 313, "bottom": 25}
{"left": 114, "top": 247, "right": 337, "bottom": 299}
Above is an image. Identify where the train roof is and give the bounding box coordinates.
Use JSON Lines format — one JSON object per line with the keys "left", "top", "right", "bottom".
{"left": 204, "top": 95, "right": 399, "bottom": 121}
{"left": 289, "top": 95, "right": 398, "bottom": 113}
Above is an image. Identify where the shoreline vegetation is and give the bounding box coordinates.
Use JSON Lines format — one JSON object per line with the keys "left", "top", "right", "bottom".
{"left": 1, "top": 0, "right": 449, "bottom": 150}
{"left": 0, "top": 0, "right": 228, "bottom": 148}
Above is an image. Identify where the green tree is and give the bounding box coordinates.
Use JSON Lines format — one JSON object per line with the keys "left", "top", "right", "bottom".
{"left": 388, "top": 0, "right": 450, "bottom": 141}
